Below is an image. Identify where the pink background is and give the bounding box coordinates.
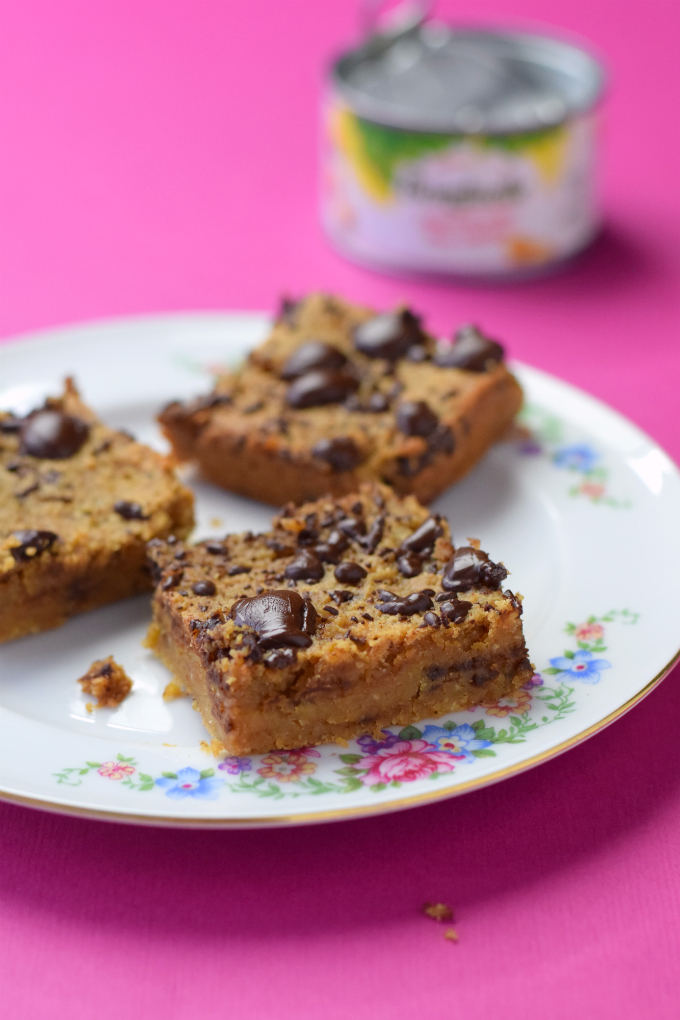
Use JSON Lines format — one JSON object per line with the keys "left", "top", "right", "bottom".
{"left": 1, "top": 1, "right": 679, "bottom": 1017}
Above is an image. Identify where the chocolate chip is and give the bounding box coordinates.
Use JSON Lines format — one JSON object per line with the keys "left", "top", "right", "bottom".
{"left": 504, "top": 589, "right": 523, "bottom": 614}
{"left": 277, "top": 295, "right": 299, "bottom": 326}
{"left": 406, "top": 345, "right": 428, "bottom": 362}
{"left": 312, "top": 437, "right": 362, "bottom": 472}
{"left": 428, "top": 424, "right": 455, "bottom": 455}
{"left": 192, "top": 580, "right": 216, "bottom": 596}
{"left": 286, "top": 369, "right": 359, "bottom": 409}
{"left": 351, "top": 501, "right": 363, "bottom": 515}
{"left": 9, "top": 529, "right": 58, "bottom": 562}
{"left": 439, "top": 598, "right": 472, "bottom": 624}
{"left": 354, "top": 309, "right": 426, "bottom": 360}
{"left": 397, "top": 551, "right": 423, "bottom": 577}
{"left": 280, "top": 341, "right": 348, "bottom": 380}
{"left": 114, "top": 500, "right": 149, "bottom": 521}
{"left": 315, "top": 529, "right": 349, "bottom": 563}
{"left": 162, "top": 570, "right": 183, "bottom": 590}
{"left": 422, "top": 611, "right": 441, "bottom": 628}
{"left": 376, "top": 589, "right": 397, "bottom": 602}
{"left": 324, "top": 605, "right": 339, "bottom": 616}
{"left": 337, "top": 516, "right": 366, "bottom": 539}
{"left": 227, "top": 564, "right": 251, "bottom": 576}
{"left": 231, "top": 589, "right": 317, "bottom": 648}
{"left": 264, "top": 648, "right": 298, "bottom": 669}
{"left": 297, "top": 527, "right": 319, "bottom": 546}
{"left": 174, "top": 550, "right": 187, "bottom": 560}
{"left": 166, "top": 535, "right": 179, "bottom": 545}
{"left": 284, "top": 548, "right": 324, "bottom": 582}
{"left": 360, "top": 515, "right": 385, "bottom": 554}
{"left": 420, "top": 588, "right": 436, "bottom": 596}
{"left": 329, "top": 589, "right": 354, "bottom": 604}
{"left": 350, "top": 615, "right": 359, "bottom": 623}
{"left": 334, "top": 561, "right": 367, "bottom": 585}
{"left": 396, "top": 401, "right": 439, "bottom": 438}
{"left": 434, "top": 325, "right": 504, "bottom": 371}
{"left": 362, "top": 613, "right": 373, "bottom": 621}
{"left": 399, "top": 516, "right": 443, "bottom": 555}
{"left": 442, "top": 547, "right": 508, "bottom": 593}
{"left": 205, "top": 541, "right": 226, "bottom": 555}
{"left": 19, "top": 410, "right": 90, "bottom": 459}
{"left": 378, "top": 592, "right": 434, "bottom": 616}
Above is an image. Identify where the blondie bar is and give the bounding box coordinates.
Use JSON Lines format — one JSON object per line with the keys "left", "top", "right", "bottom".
{"left": 0, "top": 380, "right": 194, "bottom": 642}
{"left": 146, "top": 483, "right": 532, "bottom": 755}
{"left": 159, "top": 294, "right": 523, "bottom": 506}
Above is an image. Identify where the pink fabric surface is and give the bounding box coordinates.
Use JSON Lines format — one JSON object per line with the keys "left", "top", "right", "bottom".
{"left": 1, "top": 1, "right": 679, "bottom": 1017}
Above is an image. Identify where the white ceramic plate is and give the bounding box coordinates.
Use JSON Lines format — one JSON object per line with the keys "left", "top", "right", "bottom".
{"left": 1, "top": 313, "right": 679, "bottom": 827}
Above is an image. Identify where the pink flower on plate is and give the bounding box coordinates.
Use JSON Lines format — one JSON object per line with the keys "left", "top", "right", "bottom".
{"left": 359, "top": 740, "right": 455, "bottom": 786}
{"left": 579, "top": 481, "right": 605, "bottom": 499}
{"left": 486, "top": 689, "right": 532, "bottom": 718}
{"left": 574, "top": 622, "right": 604, "bottom": 643}
{"left": 97, "top": 761, "right": 135, "bottom": 780}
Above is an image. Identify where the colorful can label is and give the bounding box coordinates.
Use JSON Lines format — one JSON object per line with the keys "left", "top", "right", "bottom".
{"left": 321, "top": 95, "right": 599, "bottom": 276}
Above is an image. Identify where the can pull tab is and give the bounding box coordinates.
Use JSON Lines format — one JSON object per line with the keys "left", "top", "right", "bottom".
{"left": 361, "top": 0, "right": 433, "bottom": 40}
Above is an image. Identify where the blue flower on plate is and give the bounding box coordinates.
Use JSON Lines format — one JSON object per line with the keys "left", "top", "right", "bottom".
{"left": 553, "top": 444, "right": 599, "bottom": 473}
{"left": 549, "top": 649, "right": 611, "bottom": 684}
{"left": 357, "top": 730, "right": 402, "bottom": 754}
{"left": 420, "top": 723, "right": 492, "bottom": 763}
{"left": 218, "top": 756, "right": 252, "bottom": 775}
{"left": 155, "top": 767, "right": 224, "bottom": 800}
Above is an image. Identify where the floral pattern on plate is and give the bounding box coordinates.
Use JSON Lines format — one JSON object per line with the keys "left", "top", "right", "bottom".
{"left": 53, "top": 609, "right": 636, "bottom": 801}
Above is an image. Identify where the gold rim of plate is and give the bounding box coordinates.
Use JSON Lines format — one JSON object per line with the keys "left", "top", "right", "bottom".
{"left": 2, "top": 648, "right": 678, "bottom": 828}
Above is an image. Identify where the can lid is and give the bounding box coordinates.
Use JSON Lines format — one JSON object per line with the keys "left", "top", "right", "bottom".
{"left": 332, "top": 22, "right": 604, "bottom": 134}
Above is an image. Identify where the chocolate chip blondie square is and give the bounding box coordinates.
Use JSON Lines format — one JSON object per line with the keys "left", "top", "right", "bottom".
{"left": 146, "top": 483, "right": 532, "bottom": 755}
{"left": 159, "top": 293, "right": 523, "bottom": 506}
{"left": 0, "top": 380, "right": 194, "bottom": 642}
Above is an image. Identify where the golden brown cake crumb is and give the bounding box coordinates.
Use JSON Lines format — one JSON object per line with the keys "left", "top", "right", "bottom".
{"left": 158, "top": 293, "right": 523, "bottom": 506}
{"left": 163, "top": 680, "right": 187, "bottom": 701}
{"left": 78, "top": 656, "right": 132, "bottom": 708}
{"left": 147, "top": 482, "right": 533, "bottom": 755}
{"left": 423, "top": 902, "right": 454, "bottom": 922}
{"left": 444, "top": 928, "right": 459, "bottom": 942}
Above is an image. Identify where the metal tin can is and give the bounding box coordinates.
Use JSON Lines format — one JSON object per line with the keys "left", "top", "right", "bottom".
{"left": 321, "top": 17, "right": 605, "bottom": 278}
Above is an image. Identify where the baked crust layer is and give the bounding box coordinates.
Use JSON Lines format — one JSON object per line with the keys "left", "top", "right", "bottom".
{"left": 158, "top": 294, "right": 523, "bottom": 506}
{"left": 147, "top": 484, "right": 532, "bottom": 755}
{"left": 0, "top": 380, "right": 195, "bottom": 642}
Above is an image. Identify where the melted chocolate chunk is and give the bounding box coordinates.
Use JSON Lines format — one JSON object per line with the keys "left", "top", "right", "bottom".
{"left": 277, "top": 296, "right": 299, "bottom": 326}
{"left": 205, "top": 541, "right": 226, "bottom": 555}
{"left": 396, "top": 401, "right": 439, "bottom": 438}
{"left": 396, "top": 551, "right": 423, "bottom": 577}
{"left": 428, "top": 424, "right": 455, "bottom": 455}
{"left": 114, "top": 500, "right": 149, "bottom": 521}
{"left": 504, "top": 589, "right": 523, "bottom": 614}
{"left": 442, "top": 547, "right": 508, "bottom": 593}
{"left": 312, "top": 437, "right": 362, "bottom": 472}
{"left": 376, "top": 589, "right": 397, "bottom": 602}
{"left": 337, "top": 516, "right": 366, "bottom": 539}
{"left": 367, "top": 392, "right": 389, "bottom": 413}
{"left": 284, "top": 548, "right": 324, "bottom": 582}
{"left": 439, "top": 598, "right": 473, "bottom": 624}
{"left": 9, "top": 529, "right": 58, "bottom": 562}
{"left": 434, "top": 325, "right": 504, "bottom": 371}
{"left": 227, "top": 564, "right": 251, "bottom": 576}
{"left": 20, "top": 410, "right": 89, "bottom": 459}
{"left": 421, "top": 611, "right": 441, "bottom": 628}
{"left": 286, "top": 369, "right": 359, "bottom": 409}
{"left": 264, "top": 647, "right": 298, "bottom": 669}
{"left": 360, "top": 515, "right": 385, "bottom": 554}
{"left": 378, "top": 592, "right": 433, "bottom": 616}
{"left": 315, "top": 529, "right": 349, "bottom": 563}
{"left": 334, "top": 561, "right": 367, "bottom": 585}
{"left": 230, "top": 589, "right": 317, "bottom": 649}
{"left": 354, "top": 309, "right": 425, "bottom": 361}
{"left": 296, "top": 527, "right": 319, "bottom": 546}
{"left": 192, "top": 580, "right": 216, "bottom": 596}
{"left": 399, "top": 516, "right": 442, "bottom": 555}
{"left": 280, "top": 341, "right": 348, "bottom": 380}
{"left": 329, "top": 589, "right": 354, "bottom": 604}
{"left": 161, "top": 569, "right": 183, "bottom": 590}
